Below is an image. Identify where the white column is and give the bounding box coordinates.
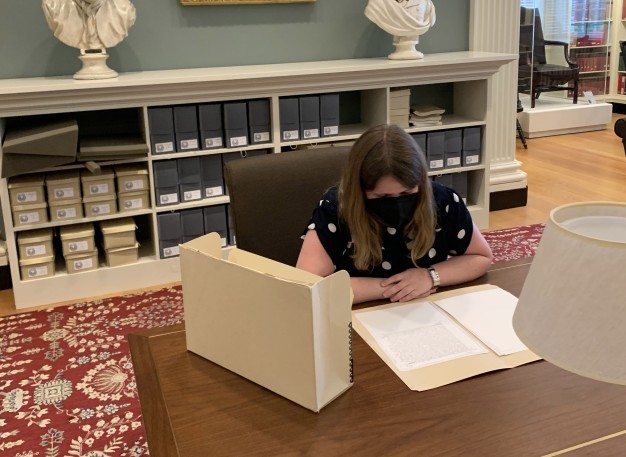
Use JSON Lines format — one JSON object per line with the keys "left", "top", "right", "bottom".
{"left": 470, "top": 0, "right": 528, "bottom": 193}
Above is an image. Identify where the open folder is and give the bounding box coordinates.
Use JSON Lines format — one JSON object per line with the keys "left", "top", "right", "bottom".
{"left": 352, "top": 285, "right": 541, "bottom": 391}
{"left": 180, "top": 233, "right": 354, "bottom": 412}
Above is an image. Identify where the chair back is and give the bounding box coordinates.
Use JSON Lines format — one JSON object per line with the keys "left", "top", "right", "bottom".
{"left": 224, "top": 147, "right": 350, "bottom": 266}
{"left": 520, "top": 7, "right": 547, "bottom": 65}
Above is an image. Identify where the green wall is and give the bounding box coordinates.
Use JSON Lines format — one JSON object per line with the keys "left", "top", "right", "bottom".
{"left": 0, "top": 0, "right": 469, "bottom": 80}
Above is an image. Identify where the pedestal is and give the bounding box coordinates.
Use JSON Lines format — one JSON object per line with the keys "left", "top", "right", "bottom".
{"left": 74, "top": 51, "right": 118, "bottom": 80}
{"left": 388, "top": 36, "right": 423, "bottom": 60}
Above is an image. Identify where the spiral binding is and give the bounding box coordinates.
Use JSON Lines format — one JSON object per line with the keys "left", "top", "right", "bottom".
{"left": 348, "top": 321, "right": 354, "bottom": 383}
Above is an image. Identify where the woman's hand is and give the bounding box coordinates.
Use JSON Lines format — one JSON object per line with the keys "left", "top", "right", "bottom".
{"left": 380, "top": 268, "right": 436, "bottom": 303}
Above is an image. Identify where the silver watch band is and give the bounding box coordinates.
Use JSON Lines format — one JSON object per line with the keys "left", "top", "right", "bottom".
{"left": 427, "top": 267, "right": 440, "bottom": 287}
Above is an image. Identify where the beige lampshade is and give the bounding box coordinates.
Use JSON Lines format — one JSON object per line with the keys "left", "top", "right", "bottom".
{"left": 513, "top": 202, "right": 626, "bottom": 385}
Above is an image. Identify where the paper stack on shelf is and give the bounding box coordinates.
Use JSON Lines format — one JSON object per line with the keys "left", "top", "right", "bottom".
{"left": 390, "top": 88, "right": 411, "bottom": 129}
{"left": 410, "top": 104, "right": 445, "bottom": 128}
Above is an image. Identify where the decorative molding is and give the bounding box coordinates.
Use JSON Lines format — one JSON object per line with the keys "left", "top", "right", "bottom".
{"left": 181, "top": 0, "right": 315, "bottom": 4}
{"left": 470, "top": 1, "right": 528, "bottom": 197}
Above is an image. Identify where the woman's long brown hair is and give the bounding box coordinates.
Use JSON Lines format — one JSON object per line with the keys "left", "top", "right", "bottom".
{"left": 338, "top": 124, "right": 435, "bottom": 271}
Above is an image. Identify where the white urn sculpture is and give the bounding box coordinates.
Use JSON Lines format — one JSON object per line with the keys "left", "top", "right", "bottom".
{"left": 43, "top": 0, "right": 137, "bottom": 79}
{"left": 365, "top": 0, "right": 436, "bottom": 60}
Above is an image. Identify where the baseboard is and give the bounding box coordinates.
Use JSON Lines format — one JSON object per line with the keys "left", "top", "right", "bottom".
{"left": 490, "top": 187, "right": 528, "bottom": 211}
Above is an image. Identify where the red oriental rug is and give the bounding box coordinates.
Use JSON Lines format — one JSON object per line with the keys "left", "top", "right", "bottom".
{"left": 0, "top": 223, "right": 543, "bottom": 456}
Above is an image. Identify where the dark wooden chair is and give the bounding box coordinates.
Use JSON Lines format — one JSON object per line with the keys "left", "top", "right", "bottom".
{"left": 223, "top": 147, "right": 350, "bottom": 266}
{"left": 518, "top": 7, "right": 579, "bottom": 109}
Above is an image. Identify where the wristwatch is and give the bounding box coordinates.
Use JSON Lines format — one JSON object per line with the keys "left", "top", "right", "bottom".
{"left": 427, "top": 267, "right": 440, "bottom": 287}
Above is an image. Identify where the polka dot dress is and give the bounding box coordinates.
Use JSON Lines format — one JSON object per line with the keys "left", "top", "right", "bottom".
{"left": 302, "top": 182, "right": 473, "bottom": 277}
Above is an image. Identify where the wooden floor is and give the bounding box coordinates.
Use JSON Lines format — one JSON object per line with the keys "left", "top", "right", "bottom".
{"left": 1, "top": 118, "right": 625, "bottom": 315}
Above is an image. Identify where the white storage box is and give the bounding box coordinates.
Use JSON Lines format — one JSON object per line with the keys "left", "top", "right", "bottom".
{"left": 83, "top": 195, "right": 117, "bottom": 217}
{"left": 81, "top": 168, "right": 115, "bottom": 198}
{"left": 8, "top": 174, "right": 46, "bottom": 206}
{"left": 12, "top": 203, "right": 48, "bottom": 228}
{"left": 180, "top": 233, "right": 353, "bottom": 412}
{"left": 99, "top": 217, "right": 137, "bottom": 250}
{"left": 19, "top": 254, "right": 55, "bottom": 280}
{"left": 45, "top": 170, "right": 81, "bottom": 202}
{"left": 49, "top": 198, "right": 83, "bottom": 222}
{"left": 105, "top": 242, "right": 139, "bottom": 267}
{"left": 117, "top": 191, "right": 150, "bottom": 212}
{"left": 115, "top": 164, "right": 149, "bottom": 194}
{"left": 17, "top": 228, "right": 54, "bottom": 260}
{"left": 60, "top": 223, "right": 96, "bottom": 257}
{"left": 65, "top": 250, "right": 98, "bottom": 274}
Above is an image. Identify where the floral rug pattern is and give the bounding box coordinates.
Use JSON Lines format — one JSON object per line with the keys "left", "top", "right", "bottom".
{"left": 0, "top": 224, "right": 542, "bottom": 456}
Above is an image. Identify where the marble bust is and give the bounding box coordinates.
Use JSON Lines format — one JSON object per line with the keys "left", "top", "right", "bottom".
{"left": 365, "top": 0, "right": 436, "bottom": 60}
{"left": 42, "top": 0, "right": 136, "bottom": 51}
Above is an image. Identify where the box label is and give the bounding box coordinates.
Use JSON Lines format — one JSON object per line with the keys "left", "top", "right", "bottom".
{"left": 68, "top": 241, "right": 89, "bottom": 253}
{"left": 282, "top": 130, "right": 299, "bottom": 141}
{"left": 183, "top": 190, "right": 202, "bottom": 201}
{"left": 16, "top": 191, "right": 38, "bottom": 203}
{"left": 229, "top": 136, "right": 248, "bottom": 148}
{"left": 159, "top": 193, "right": 179, "bottom": 205}
{"left": 180, "top": 139, "right": 199, "bottom": 150}
{"left": 252, "top": 132, "right": 270, "bottom": 143}
{"left": 205, "top": 137, "right": 223, "bottom": 148}
{"left": 163, "top": 246, "right": 180, "bottom": 258}
{"left": 205, "top": 186, "right": 224, "bottom": 198}
{"left": 74, "top": 258, "right": 93, "bottom": 270}
{"left": 430, "top": 159, "right": 444, "bottom": 169}
{"left": 323, "top": 126, "right": 339, "bottom": 136}
{"left": 303, "top": 129, "right": 320, "bottom": 139}
{"left": 221, "top": 237, "right": 227, "bottom": 247}
{"left": 53, "top": 187, "right": 75, "bottom": 199}
{"left": 447, "top": 157, "right": 461, "bottom": 167}
{"left": 89, "top": 183, "right": 109, "bottom": 195}
{"left": 27, "top": 265, "right": 49, "bottom": 277}
{"left": 124, "top": 180, "right": 146, "bottom": 191}
{"left": 18, "top": 212, "right": 40, "bottom": 224}
{"left": 154, "top": 142, "right": 174, "bottom": 154}
{"left": 26, "top": 245, "right": 47, "bottom": 256}
{"left": 465, "top": 154, "right": 480, "bottom": 165}
{"left": 90, "top": 204, "right": 111, "bottom": 215}
{"left": 56, "top": 207, "right": 77, "bottom": 219}
{"left": 123, "top": 198, "right": 144, "bottom": 210}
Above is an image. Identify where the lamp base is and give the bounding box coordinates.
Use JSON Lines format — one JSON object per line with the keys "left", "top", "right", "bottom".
{"left": 388, "top": 36, "right": 424, "bottom": 60}
{"left": 74, "top": 51, "right": 118, "bottom": 80}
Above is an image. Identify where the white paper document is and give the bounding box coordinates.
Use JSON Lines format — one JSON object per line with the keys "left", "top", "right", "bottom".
{"left": 433, "top": 288, "right": 528, "bottom": 356}
{"left": 354, "top": 301, "right": 487, "bottom": 371}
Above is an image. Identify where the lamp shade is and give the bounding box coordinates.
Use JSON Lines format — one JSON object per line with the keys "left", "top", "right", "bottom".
{"left": 513, "top": 202, "right": 626, "bottom": 385}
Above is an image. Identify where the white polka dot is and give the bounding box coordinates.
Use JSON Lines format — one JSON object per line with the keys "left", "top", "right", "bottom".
{"left": 445, "top": 205, "right": 450, "bottom": 213}
{"left": 449, "top": 250, "right": 457, "bottom": 255}
{"left": 457, "top": 229, "right": 466, "bottom": 239}
{"left": 387, "top": 227, "right": 397, "bottom": 235}
{"left": 347, "top": 241, "right": 353, "bottom": 248}
{"left": 453, "top": 193, "right": 459, "bottom": 203}
{"left": 435, "top": 227, "right": 442, "bottom": 232}
{"left": 308, "top": 223, "right": 315, "bottom": 230}
{"left": 328, "top": 223, "right": 337, "bottom": 233}
{"left": 319, "top": 200, "right": 324, "bottom": 206}
{"left": 300, "top": 235, "right": 306, "bottom": 240}
{"left": 428, "top": 248, "right": 436, "bottom": 258}
{"left": 382, "top": 261, "right": 392, "bottom": 270}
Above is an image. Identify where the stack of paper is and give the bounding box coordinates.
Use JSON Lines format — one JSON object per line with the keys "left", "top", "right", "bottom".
{"left": 410, "top": 104, "right": 445, "bottom": 127}
{"left": 390, "top": 88, "right": 411, "bottom": 128}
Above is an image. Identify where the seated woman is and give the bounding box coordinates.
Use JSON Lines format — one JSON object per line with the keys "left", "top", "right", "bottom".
{"left": 296, "top": 124, "right": 492, "bottom": 304}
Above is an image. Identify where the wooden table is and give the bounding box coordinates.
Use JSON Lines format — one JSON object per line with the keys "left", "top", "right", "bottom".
{"left": 129, "top": 259, "right": 626, "bottom": 456}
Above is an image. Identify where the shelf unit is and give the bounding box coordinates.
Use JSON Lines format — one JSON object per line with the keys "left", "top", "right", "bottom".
{"left": 0, "top": 52, "right": 514, "bottom": 309}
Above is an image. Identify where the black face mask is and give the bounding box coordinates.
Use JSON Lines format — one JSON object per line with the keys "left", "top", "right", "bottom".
{"left": 364, "top": 193, "right": 419, "bottom": 229}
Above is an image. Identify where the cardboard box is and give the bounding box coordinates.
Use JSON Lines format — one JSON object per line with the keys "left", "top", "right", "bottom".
{"left": 46, "top": 170, "right": 81, "bottom": 202}
{"left": 17, "top": 228, "right": 54, "bottom": 260}
{"left": 83, "top": 195, "right": 117, "bottom": 217}
{"left": 12, "top": 203, "right": 48, "bottom": 228}
{"left": 49, "top": 198, "right": 84, "bottom": 222}
{"left": 115, "top": 164, "right": 149, "bottom": 194}
{"left": 81, "top": 168, "right": 116, "bottom": 198}
{"left": 60, "top": 223, "right": 95, "bottom": 257}
{"left": 8, "top": 174, "right": 46, "bottom": 206}
{"left": 180, "top": 233, "right": 353, "bottom": 412}
{"left": 65, "top": 250, "right": 99, "bottom": 274}
{"left": 99, "top": 217, "right": 137, "bottom": 250}
{"left": 19, "top": 255, "right": 55, "bottom": 280}
{"left": 118, "top": 191, "right": 150, "bottom": 212}
{"left": 105, "top": 243, "right": 139, "bottom": 267}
